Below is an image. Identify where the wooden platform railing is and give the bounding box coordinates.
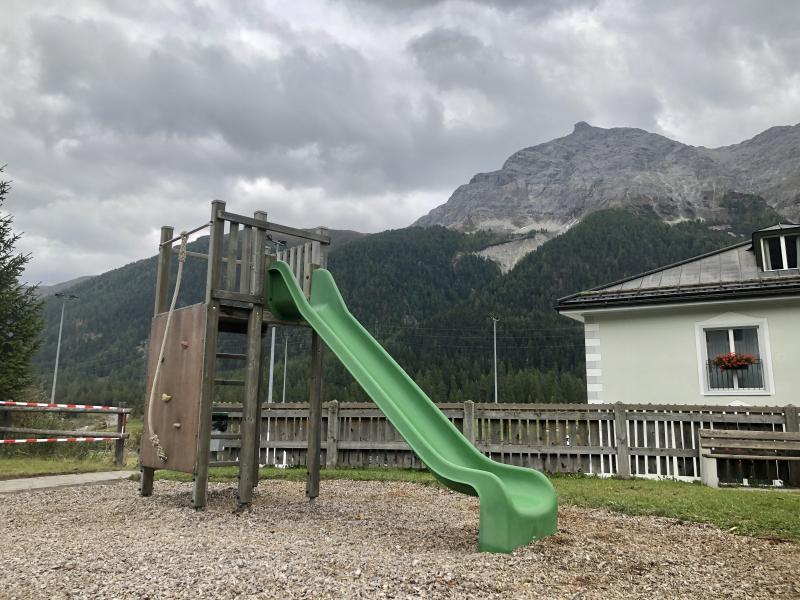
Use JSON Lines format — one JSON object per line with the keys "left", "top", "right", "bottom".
{"left": 208, "top": 401, "right": 800, "bottom": 485}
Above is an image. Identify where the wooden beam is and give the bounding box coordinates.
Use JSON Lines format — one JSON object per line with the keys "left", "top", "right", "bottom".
{"left": 212, "top": 290, "right": 263, "bottom": 305}
{"left": 0, "top": 426, "right": 126, "bottom": 438}
{"left": 226, "top": 223, "right": 239, "bottom": 290}
{"left": 141, "top": 225, "right": 174, "bottom": 497}
{"left": 326, "top": 399, "right": 339, "bottom": 468}
{"left": 302, "top": 243, "right": 312, "bottom": 298}
{"left": 114, "top": 413, "right": 129, "bottom": 466}
{"left": 217, "top": 211, "right": 331, "bottom": 244}
{"left": 613, "top": 403, "right": 631, "bottom": 478}
{"left": 306, "top": 329, "right": 324, "bottom": 500}
{"left": 702, "top": 453, "right": 800, "bottom": 461}
{"left": 193, "top": 199, "right": 225, "bottom": 509}
{"left": 154, "top": 226, "right": 174, "bottom": 315}
{"left": 237, "top": 211, "right": 266, "bottom": 505}
{"left": 784, "top": 406, "right": 800, "bottom": 486}
{"left": 463, "top": 400, "right": 476, "bottom": 446}
{"left": 239, "top": 226, "right": 252, "bottom": 294}
{"left": 699, "top": 429, "right": 800, "bottom": 440}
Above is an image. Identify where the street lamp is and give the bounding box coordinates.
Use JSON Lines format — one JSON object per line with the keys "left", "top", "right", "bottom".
{"left": 50, "top": 292, "right": 78, "bottom": 403}
{"left": 490, "top": 315, "right": 499, "bottom": 404}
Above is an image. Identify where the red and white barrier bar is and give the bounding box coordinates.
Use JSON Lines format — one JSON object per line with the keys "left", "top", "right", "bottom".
{"left": 0, "top": 401, "right": 127, "bottom": 412}
{"left": 1, "top": 437, "right": 116, "bottom": 444}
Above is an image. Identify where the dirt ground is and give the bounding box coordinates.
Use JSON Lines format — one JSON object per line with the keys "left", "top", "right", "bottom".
{"left": 1, "top": 479, "right": 798, "bottom": 599}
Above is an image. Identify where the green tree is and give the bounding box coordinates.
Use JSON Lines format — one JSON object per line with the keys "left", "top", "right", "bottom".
{"left": 0, "top": 167, "right": 43, "bottom": 399}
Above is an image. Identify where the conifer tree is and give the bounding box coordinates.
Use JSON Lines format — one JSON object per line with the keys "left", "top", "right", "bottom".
{"left": 0, "top": 167, "right": 43, "bottom": 399}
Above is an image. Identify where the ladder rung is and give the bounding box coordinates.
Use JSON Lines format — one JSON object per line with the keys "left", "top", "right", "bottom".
{"left": 214, "top": 379, "right": 245, "bottom": 386}
{"left": 209, "top": 460, "right": 240, "bottom": 467}
{"left": 210, "top": 433, "right": 240, "bottom": 439}
{"left": 216, "top": 353, "right": 247, "bottom": 361}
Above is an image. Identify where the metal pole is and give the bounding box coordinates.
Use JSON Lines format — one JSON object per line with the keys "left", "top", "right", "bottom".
{"left": 267, "top": 326, "right": 276, "bottom": 402}
{"left": 281, "top": 332, "right": 288, "bottom": 466}
{"left": 282, "top": 334, "right": 288, "bottom": 403}
{"left": 266, "top": 326, "right": 277, "bottom": 464}
{"left": 491, "top": 316, "right": 499, "bottom": 404}
{"left": 50, "top": 294, "right": 76, "bottom": 402}
{"left": 50, "top": 300, "right": 66, "bottom": 403}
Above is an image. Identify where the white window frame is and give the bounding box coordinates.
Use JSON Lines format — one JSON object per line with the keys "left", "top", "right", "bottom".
{"left": 694, "top": 313, "right": 774, "bottom": 396}
{"left": 761, "top": 234, "right": 800, "bottom": 271}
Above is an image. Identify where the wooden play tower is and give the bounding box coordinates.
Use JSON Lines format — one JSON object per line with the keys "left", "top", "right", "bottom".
{"left": 140, "top": 200, "right": 330, "bottom": 508}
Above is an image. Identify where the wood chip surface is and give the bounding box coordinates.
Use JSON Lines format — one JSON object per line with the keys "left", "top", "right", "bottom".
{"left": 1, "top": 480, "right": 798, "bottom": 599}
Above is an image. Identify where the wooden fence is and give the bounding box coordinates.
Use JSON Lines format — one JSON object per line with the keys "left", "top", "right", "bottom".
{"left": 209, "top": 401, "right": 800, "bottom": 485}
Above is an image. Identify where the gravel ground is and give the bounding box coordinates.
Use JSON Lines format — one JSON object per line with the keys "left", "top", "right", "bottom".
{"left": 1, "top": 479, "right": 798, "bottom": 599}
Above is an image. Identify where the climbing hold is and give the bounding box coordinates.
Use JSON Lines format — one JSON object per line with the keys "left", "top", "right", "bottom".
{"left": 161, "top": 393, "right": 172, "bottom": 403}
{"left": 173, "top": 422, "right": 181, "bottom": 429}
{"left": 180, "top": 340, "right": 190, "bottom": 349}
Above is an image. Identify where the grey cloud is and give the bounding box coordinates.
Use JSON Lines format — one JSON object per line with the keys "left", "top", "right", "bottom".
{"left": 2, "top": 0, "right": 800, "bottom": 284}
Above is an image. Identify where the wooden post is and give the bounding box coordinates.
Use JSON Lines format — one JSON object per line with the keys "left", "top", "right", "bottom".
{"left": 613, "top": 403, "right": 631, "bottom": 479}
{"left": 153, "top": 226, "right": 174, "bottom": 316}
{"left": 463, "top": 400, "right": 476, "bottom": 446}
{"left": 784, "top": 405, "right": 800, "bottom": 487}
{"left": 326, "top": 400, "right": 339, "bottom": 468}
{"left": 114, "top": 411, "right": 127, "bottom": 466}
{"left": 251, "top": 213, "right": 269, "bottom": 488}
{"left": 226, "top": 224, "right": 239, "bottom": 291}
{"left": 238, "top": 211, "right": 266, "bottom": 505}
{"left": 193, "top": 200, "right": 225, "bottom": 509}
{"left": 306, "top": 329, "right": 324, "bottom": 500}
{"left": 141, "top": 225, "right": 174, "bottom": 496}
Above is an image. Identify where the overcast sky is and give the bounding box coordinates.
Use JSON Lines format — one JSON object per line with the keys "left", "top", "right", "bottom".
{"left": 3, "top": 0, "right": 800, "bottom": 284}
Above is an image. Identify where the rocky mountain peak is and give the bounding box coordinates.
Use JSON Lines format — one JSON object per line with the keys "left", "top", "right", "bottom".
{"left": 414, "top": 123, "right": 800, "bottom": 234}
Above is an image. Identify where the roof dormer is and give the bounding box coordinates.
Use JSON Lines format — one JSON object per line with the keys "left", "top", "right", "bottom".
{"left": 752, "top": 223, "right": 800, "bottom": 271}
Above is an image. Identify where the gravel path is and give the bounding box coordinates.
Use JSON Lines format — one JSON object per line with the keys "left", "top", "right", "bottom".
{"left": 1, "top": 479, "right": 798, "bottom": 599}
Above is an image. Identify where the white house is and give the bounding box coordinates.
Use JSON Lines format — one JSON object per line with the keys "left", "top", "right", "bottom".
{"left": 557, "top": 224, "right": 800, "bottom": 406}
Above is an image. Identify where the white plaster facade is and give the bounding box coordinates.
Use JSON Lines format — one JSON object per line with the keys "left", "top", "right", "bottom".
{"left": 562, "top": 297, "right": 800, "bottom": 406}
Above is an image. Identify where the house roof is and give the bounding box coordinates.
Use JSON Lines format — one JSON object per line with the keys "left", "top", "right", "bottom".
{"left": 557, "top": 226, "right": 800, "bottom": 312}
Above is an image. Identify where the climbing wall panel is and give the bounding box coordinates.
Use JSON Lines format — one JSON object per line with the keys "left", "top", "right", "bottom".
{"left": 140, "top": 303, "right": 207, "bottom": 473}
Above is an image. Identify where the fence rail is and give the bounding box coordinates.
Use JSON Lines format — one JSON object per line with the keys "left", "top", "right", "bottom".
{"left": 208, "top": 401, "right": 800, "bottom": 486}
{"left": 0, "top": 402, "right": 130, "bottom": 465}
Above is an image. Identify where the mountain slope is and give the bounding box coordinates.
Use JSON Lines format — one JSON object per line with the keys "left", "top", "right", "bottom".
{"left": 32, "top": 208, "right": 747, "bottom": 410}
{"left": 36, "top": 276, "right": 95, "bottom": 297}
{"left": 415, "top": 122, "right": 798, "bottom": 233}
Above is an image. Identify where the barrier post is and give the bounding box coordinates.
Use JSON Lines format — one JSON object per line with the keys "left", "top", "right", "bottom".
{"left": 115, "top": 410, "right": 127, "bottom": 466}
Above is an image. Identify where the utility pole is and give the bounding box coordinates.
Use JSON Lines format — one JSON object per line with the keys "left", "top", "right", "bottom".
{"left": 490, "top": 316, "right": 499, "bottom": 404}
{"left": 50, "top": 293, "right": 78, "bottom": 403}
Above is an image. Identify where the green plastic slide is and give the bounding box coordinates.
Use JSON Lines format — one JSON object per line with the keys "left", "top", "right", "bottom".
{"left": 266, "top": 261, "right": 558, "bottom": 552}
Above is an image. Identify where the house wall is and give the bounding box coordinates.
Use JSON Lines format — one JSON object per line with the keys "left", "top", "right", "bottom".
{"left": 585, "top": 297, "right": 800, "bottom": 406}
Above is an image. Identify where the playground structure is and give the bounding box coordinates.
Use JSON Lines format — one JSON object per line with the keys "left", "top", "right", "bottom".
{"left": 141, "top": 201, "right": 558, "bottom": 553}
{"left": 140, "top": 200, "right": 330, "bottom": 508}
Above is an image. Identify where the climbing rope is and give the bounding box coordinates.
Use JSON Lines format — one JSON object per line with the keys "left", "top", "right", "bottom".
{"left": 147, "top": 232, "right": 189, "bottom": 463}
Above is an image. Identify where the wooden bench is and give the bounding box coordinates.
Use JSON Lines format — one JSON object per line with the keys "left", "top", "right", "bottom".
{"left": 699, "top": 429, "right": 800, "bottom": 487}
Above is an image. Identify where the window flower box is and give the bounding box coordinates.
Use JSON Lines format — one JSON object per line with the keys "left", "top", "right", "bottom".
{"left": 710, "top": 352, "right": 757, "bottom": 370}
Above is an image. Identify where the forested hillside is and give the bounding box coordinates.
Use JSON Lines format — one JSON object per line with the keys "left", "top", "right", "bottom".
{"left": 33, "top": 210, "right": 749, "bottom": 410}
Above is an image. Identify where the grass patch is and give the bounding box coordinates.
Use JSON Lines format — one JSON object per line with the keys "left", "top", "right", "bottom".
{"left": 552, "top": 474, "right": 800, "bottom": 543}
{"left": 0, "top": 456, "right": 129, "bottom": 480}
